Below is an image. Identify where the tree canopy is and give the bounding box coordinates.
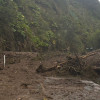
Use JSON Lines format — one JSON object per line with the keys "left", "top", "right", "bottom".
{"left": 0, "top": 0, "right": 100, "bottom": 52}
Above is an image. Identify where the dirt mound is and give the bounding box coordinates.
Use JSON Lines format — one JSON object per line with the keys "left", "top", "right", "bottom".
{"left": 82, "top": 50, "right": 100, "bottom": 67}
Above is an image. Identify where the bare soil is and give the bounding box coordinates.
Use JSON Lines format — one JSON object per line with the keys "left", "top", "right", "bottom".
{"left": 0, "top": 51, "right": 100, "bottom": 100}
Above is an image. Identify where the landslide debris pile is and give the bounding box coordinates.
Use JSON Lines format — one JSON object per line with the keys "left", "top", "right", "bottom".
{"left": 36, "top": 50, "right": 100, "bottom": 77}
{"left": 36, "top": 55, "right": 86, "bottom": 75}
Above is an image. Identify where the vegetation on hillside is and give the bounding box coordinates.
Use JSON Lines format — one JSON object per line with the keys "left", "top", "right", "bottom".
{"left": 0, "top": 0, "right": 100, "bottom": 53}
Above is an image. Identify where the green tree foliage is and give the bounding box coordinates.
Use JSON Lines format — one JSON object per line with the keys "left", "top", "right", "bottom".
{"left": 92, "top": 30, "right": 100, "bottom": 49}
{"left": 0, "top": 0, "right": 100, "bottom": 52}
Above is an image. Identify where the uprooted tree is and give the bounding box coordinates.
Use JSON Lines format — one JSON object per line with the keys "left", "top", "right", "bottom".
{"left": 36, "top": 54, "right": 86, "bottom": 75}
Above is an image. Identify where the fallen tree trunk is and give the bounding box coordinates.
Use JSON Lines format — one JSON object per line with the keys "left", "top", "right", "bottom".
{"left": 36, "top": 64, "right": 57, "bottom": 73}
{"left": 36, "top": 55, "right": 85, "bottom": 75}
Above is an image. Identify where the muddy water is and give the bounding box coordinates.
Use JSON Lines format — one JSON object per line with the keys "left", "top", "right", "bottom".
{"left": 41, "top": 77, "right": 100, "bottom": 100}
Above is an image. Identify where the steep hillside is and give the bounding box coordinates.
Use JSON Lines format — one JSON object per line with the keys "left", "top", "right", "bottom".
{"left": 0, "top": 0, "right": 100, "bottom": 52}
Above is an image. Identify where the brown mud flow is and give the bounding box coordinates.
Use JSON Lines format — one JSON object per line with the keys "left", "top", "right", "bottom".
{"left": 0, "top": 51, "right": 100, "bottom": 100}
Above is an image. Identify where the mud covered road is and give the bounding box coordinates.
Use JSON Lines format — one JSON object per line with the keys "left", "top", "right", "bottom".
{"left": 0, "top": 51, "right": 100, "bottom": 100}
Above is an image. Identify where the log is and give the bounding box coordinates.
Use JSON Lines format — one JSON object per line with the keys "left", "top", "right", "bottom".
{"left": 36, "top": 55, "right": 85, "bottom": 74}
{"left": 93, "top": 66, "right": 100, "bottom": 74}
